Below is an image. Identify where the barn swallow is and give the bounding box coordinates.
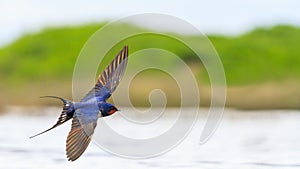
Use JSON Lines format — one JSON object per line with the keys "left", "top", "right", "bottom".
{"left": 30, "top": 46, "right": 129, "bottom": 161}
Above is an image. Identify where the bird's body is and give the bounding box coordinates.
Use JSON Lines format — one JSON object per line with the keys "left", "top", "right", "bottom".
{"left": 30, "top": 46, "right": 129, "bottom": 161}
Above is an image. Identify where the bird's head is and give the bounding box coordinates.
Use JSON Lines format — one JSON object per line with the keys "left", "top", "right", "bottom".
{"left": 108, "top": 105, "right": 119, "bottom": 115}
{"left": 100, "top": 103, "right": 119, "bottom": 117}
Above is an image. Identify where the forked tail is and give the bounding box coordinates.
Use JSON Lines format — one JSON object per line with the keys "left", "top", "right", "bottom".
{"left": 29, "top": 96, "right": 75, "bottom": 138}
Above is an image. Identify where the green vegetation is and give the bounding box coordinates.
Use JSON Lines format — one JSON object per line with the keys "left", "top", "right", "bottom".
{"left": 0, "top": 23, "right": 200, "bottom": 83}
{"left": 0, "top": 24, "right": 104, "bottom": 82}
{"left": 211, "top": 25, "right": 300, "bottom": 85}
{"left": 1, "top": 23, "right": 300, "bottom": 109}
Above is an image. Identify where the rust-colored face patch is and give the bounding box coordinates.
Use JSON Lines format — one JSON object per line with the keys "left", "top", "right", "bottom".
{"left": 109, "top": 109, "right": 117, "bottom": 115}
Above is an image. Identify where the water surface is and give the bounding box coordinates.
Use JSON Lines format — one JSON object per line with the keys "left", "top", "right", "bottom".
{"left": 0, "top": 107, "right": 299, "bottom": 169}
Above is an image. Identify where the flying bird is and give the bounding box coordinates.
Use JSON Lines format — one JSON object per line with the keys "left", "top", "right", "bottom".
{"left": 30, "top": 46, "right": 129, "bottom": 161}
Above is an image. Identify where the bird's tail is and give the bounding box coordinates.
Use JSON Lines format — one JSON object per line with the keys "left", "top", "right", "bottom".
{"left": 29, "top": 96, "right": 75, "bottom": 138}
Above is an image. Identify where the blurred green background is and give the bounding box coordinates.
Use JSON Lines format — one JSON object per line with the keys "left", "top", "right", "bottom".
{"left": 1, "top": 23, "right": 300, "bottom": 110}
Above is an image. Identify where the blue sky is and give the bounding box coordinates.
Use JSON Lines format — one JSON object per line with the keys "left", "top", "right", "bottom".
{"left": 1, "top": 0, "right": 300, "bottom": 46}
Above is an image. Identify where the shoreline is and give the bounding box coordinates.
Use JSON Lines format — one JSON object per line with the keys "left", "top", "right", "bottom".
{"left": 0, "top": 105, "right": 298, "bottom": 116}
{"left": 1, "top": 80, "right": 300, "bottom": 111}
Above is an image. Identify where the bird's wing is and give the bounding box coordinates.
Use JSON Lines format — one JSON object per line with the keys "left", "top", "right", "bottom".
{"left": 66, "top": 107, "right": 98, "bottom": 161}
{"left": 81, "top": 46, "right": 129, "bottom": 102}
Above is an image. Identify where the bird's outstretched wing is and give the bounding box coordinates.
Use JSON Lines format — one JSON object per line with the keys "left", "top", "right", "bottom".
{"left": 81, "top": 46, "right": 129, "bottom": 102}
{"left": 66, "top": 107, "right": 98, "bottom": 161}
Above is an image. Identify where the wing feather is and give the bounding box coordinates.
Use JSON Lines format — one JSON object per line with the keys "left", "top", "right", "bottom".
{"left": 66, "top": 109, "right": 98, "bottom": 161}
{"left": 97, "top": 45, "right": 128, "bottom": 93}
{"left": 81, "top": 46, "right": 129, "bottom": 102}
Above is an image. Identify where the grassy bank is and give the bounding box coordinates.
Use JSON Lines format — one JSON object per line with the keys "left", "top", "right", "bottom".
{"left": 1, "top": 78, "right": 300, "bottom": 110}
{"left": 0, "top": 23, "right": 300, "bottom": 109}
{"left": 211, "top": 25, "right": 300, "bottom": 85}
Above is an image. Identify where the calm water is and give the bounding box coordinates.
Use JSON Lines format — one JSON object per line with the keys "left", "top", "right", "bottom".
{"left": 0, "top": 107, "right": 300, "bottom": 169}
